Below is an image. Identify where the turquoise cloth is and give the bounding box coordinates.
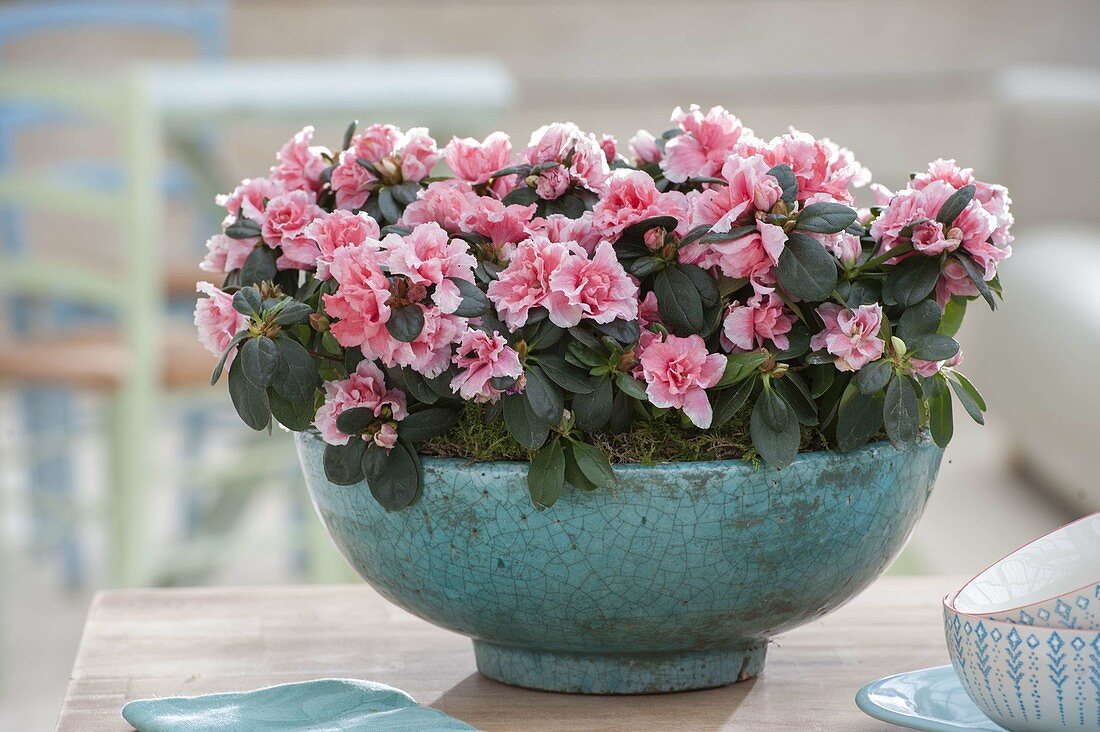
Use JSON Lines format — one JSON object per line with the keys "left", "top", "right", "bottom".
{"left": 121, "top": 678, "right": 478, "bottom": 731}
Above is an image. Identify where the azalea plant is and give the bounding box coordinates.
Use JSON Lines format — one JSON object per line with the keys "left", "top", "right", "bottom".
{"left": 195, "top": 105, "right": 1012, "bottom": 510}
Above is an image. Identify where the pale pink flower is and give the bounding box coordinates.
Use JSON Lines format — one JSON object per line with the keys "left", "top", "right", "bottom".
{"left": 592, "top": 169, "right": 690, "bottom": 241}
{"left": 690, "top": 154, "right": 782, "bottom": 233}
{"left": 721, "top": 284, "right": 794, "bottom": 352}
{"left": 749, "top": 129, "right": 869, "bottom": 204}
{"left": 569, "top": 133, "right": 611, "bottom": 194}
{"left": 529, "top": 211, "right": 602, "bottom": 254}
{"left": 679, "top": 220, "right": 787, "bottom": 280}
{"left": 629, "top": 130, "right": 663, "bottom": 165}
{"left": 377, "top": 309, "right": 465, "bottom": 378}
{"left": 271, "top": 126, "right": 329, "bottom": 194}
{"left": 486, "top": 237, "right": 577, "bottom": 329}
{"left": 261, "top": 190, "right": 324, "bottom": 269}
{"left": 522, "top": 123, "right": 609, "bottom": 194}
{"left": 330, "top": 151, "right": 378, "bottom": 210}
{"left": 810, "top": 303, "right": 884, "bottom": 372}
{"left": 314, "top": 361, "right": 407, "bottom": 447}
{"left": 304, "top": 211, "right": 380, "bottom": 280}
{"left": 662, "top": 105, "right": 751, "bottom": 183}
{"left": 200, "top": 234, "right": 255, "bottom": 274}
{"left": 598, "top": 134, "right": 618, "bottom": 164}
{"left": 323, "top": 244, "right": 392, "bottom": 350}
{"left": 444, "top": 132, "right": 512, "bottom": 185}
{"left": 194, "top": 281, "right": 248, "bottom": 361}
{"left": 460, "top": 196, "right": 537, "bottom": 254}
{"left": 638, "top": 333, "right": 726, "bottom": 428}
{"left": 400, "top": 179, "right": 479, "bottom": 234}
{"left": 216, "top": 176, "right": 285, "bottom": 224}
{"left": 534, "top": 165, "right": 571, "bottom": 200}
{"left": 546, "top": 242, "right": 638, "bottom": 327}
{"left": 398, "top": 127, "right": 442, "bottom": 182}
{"left": 910, "top": 349, "right": 963, "bottom": 379}
{"left": 816, "top": 230, "right": 862, "bottom": 266}
{"left": 348, "top": 123, "right": 401, "bottom": 162}
{"left": 450, "top": 329, "right": 523, "bottom": 402}
{"left": 384, "top": 223, "right": 477, "bottom": 313}
{"left": 638, "top": 291, "right": 662, "bottom": 331}
{"left": 523, "top": 122, "right": 578, "bottom": 165}
{"left": 870, "top": 183, "right": 895, "bottom": 207}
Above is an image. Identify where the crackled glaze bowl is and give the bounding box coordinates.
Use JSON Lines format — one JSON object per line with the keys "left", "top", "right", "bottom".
{"left": 296, "top": 430, "right": 942, "bottom": 694}
{"left": 944, "top": 595, "right": 1100, "bottom": 731}
{"left": 951, "top": 513, "right": 1100, "bottom": 630}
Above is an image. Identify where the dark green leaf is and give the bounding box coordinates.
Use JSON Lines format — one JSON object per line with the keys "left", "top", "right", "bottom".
{"left": 386, "top": 304, "right": 425, "bottom": 342}
{"left": 240, "top": 246, "right": 277, "bottom": 286}
{"left": 572, "top": 376, "right": 613, "bottom": 432}
{"left": 232, "top": 287, "right": 263, "bottom": 317}
{"left": 528, "top": 440, "right": 565, "bottom": 509}
{"left": 772, "top": 373, "right": 817, "bottom": 426}
{"left": 836, "top": 389, "right": 885, "bottom": 451}
{"left": 654, "top": 267, "right": 704, "bottom": 335}
{"left": 228, "top": 356, "right": 270, "bottom": 431}
{"left": 210, "top": 330, "right": 249, "bottom": 386}
{"left": 910, "top": 333, "right": 960, "bottom": 361}
{"left": 366, "top": 439, "right": 422, "bottom": 510}
{"left": 955, "top": 254, "right": 996, "bottom": 310}
{"left": 715, "top": 350, "right": 768, "bottom": 389}
{"left": 225, "top": 214, "right": 262, "bottom": 240}
{"left": 273, "top": 301, "right": 313, "bottom": 326}
{"left": 928, "top": 377, "right": 954, "bottom": 448}
{"left": 846, "top": 279, "right": 882, "bottom": 306}
{"left": 451, "top": 278, "right": 489, "bottom": 318}
{"left": 568, "top": 440, "right": 614, "bottom": 489}
{"left": 563, "top": 443, "right": 597, "bottom": 491}
{"left": 767, "top": 163, "right": 797, "bottom": 204}
{"left": 323, "top": 440, "right": 366, "bottom": 485}
{"left": 390, "top": 181, "right": 421, "bottom": 206}
{"left": 621, "top": 215, "right": 679, "bottom": 241}
{"left": 898, "top": 300, "right": 941, "bottom": 342}
{"left": 936, "top": 184, "right": 975, "bottom": 226}
{"left": 593, "top": 319, "right": 640, "bottom": 345}
{"left": 939, "top": 297, "right": 967, "bottom": 337}
{"left": 809, "top": 363, "right": 835, "bottom": 398}
{"left": 523, "top": 365, "right": 564, "bottom": 425}
{"left": 701, "top": 224, "right": 757, "bottom": 244}
{"left": 608, "top": 388, "right": 635, "bottom": 433}
{"left": 362, "top": 443, "right": 388, "bottom": 481}
{"left": 240, "top": 336, "right": 280, "bottom": 389}
{"left": 336, "top": 406, "right": 376, "bottom": 435}
{"left": 378, "top": 187, "right": 400, "bottom": 224}
{"left": 750, "top": 388, "right": 799, "bottom": 468}
{"left": 502, "top": 186, "right": 539, "bottom": 206}
{"left": 776, "top": 232, "right": 839, "bottom": 301}
{"left": 678, "top": 263, "right": 720, "bottom": 308}
{"left": 535, "top": 355, "right": 595, "bottom": 394}
{"left": 883, "top": 256, "right": 941, "bottom": 307}
{"left": 490, "top": 164, "right": 532, "bottom": 179}
{"left": 949, "top": 372, "right": 986, "bottom": 425}
{"left": 629, "top": 256, "right": 664, "bottom": 278}
{"left": 268, "top": 389, "right": 314, "bottom": 431}
{"left": 795, "top": 202, "right": 857, "bottom": 234}
{"left": 271, "top": 336, "right": 318, "bottom": 404}
{"left": 884, "top": 376, "right": 920, "bottom": 449}
{"left": 712, "top": 377, "right": 755, "bottom": 428}
{"left": 502, "top": 393, "right": 550, "bottom": 449}
{"left": 614, "top": 372, "right": 649, "bottom": 401}
{"left": 342, "top": 120, "right": 357, "bottom": 151}
{"left": 855, "top": 360, "right": 893, "bottom": 395}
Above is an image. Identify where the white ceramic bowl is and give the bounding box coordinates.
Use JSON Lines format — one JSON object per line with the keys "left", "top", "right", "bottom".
{"left": 944, "top": 595, "right": 1100, "bottom": 731}
{"left": 951, "top": 513, "right": 1100, "bottom": 629}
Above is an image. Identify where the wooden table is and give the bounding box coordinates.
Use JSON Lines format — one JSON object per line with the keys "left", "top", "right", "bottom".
{"left": 58, "top": 576, "right": 961, "bottom": 731}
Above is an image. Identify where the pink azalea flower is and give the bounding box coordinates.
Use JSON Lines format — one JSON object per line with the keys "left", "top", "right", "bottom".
{"left": 330, "top": 151, "right": 379, "bottom": 211}
{"left": 935, "top": 258, "right": 980, "bottom": 307}
{"left": 747, "top": 129, "right": 869, "bottom": 204}
{"left": 460, "top": 196, "right": 537, "bottom": 254}
{"left": 638, "top": 333, "right": 726, "bottom": 428}
{"left": 377, "top": 309, "right": 466, "bottom": 378}
{"left": 349, "top": 123, "right": 402, "bottom": 162}
{"left": 323, "top": 243, "right": 392, "bottom": 350}
{"left": 629, "top": 130, "right": 663, "bottom": 165}
{"left": 529, "top": 211, "right": 603, "bottom": 254}
{"left": 304, "top": 210, "right": 380, "bottom": 280}
{"left": 486, "top": 237, "right": 578, "bottom": 329}
{"left": 522, "top": 123, "right": 610, "bottom": 195}
{"left": 721, "top": 284, "right": 794, "bottom": 352}
{"left": 261, "top": 190, "right": 324, "bottom": 269}
{"left": 200, "top": 234, "right": 255, "bottom": 274}
{"left": 592, "top": 169, "right": 690, "bottom": 241}
{"left": 314, "top": 360, "right": 407, "bottom": 447}
{"left": 450, "top": 329, "right": 523, "bottom": 402}
{"left": 398, "top": 127, "right": 442, "bottom": 182}
{"left": 534, "top": 165, "right": 571, "bottom": 200}
{"left": 815, "top": 230, "right": 862, "bottom": 267}
{"left": 910, "top": 349, "right": 963, "bottom": 379}
{"left": 216, "top": 176, "right": 285, "bottom": 223}
{"left": 523, "top": 122, "right": 578, "bottom": 165}
{"left": 810, "top": 303, "right": 885, "bottom": 372}
{"left": 598, "top": 134, "right": 618, "bottom": 164}
{"left": 568, "top": 133, "right": 611, "bottom": 194}
{"left": 679, "top": 220, "right": 787, "bottom": 280}
{"left": 194, "top": 281, "right": 248, "bottom": 361}
{"left": 546, "top": 242, "right": 639, "bottom": 327}
{"left": 662, "top": 105, "right": 751, "bottom": 183}
{"left": 444, "top": 132, "right": 512, "bottom": 185}
{"left": 400, "top": 179, "right": 480, "bottom": 234}
{"left": 384, "top": 223, "right": 477, "bottom": 314}
{"left": 690, "top": 154, "right": 782, "bottom": 233}
{"left": 271, "top": 126, "right": 329, "bottom": 194}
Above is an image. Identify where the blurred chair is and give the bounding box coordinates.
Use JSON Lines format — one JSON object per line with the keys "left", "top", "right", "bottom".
{"left": 0, "top": 1, "right": 226, "bottom": 586}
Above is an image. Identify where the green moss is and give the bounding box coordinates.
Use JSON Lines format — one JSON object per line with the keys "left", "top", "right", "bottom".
{"left": 419, "top": 403, "right": 827, "bottom": 465}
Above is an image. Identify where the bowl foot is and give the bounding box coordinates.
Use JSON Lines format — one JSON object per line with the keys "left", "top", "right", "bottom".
{"left": 472, "top": 640, "right": 768, "bottom": 694}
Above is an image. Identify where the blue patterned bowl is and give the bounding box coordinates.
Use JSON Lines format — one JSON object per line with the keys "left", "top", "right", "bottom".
{"left": 296, "top": 430, "right": 942, "bottom": 694}
{"left": 945, "top": 598, "right": 1100, "bottom": 731}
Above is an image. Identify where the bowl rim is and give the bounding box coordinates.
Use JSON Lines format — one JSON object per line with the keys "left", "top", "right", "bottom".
{"left": 945, "top": 512, "right": 1100, "bottom": 617}
{"left": 942, "top": 591, "right": 1100, "bottom": 637}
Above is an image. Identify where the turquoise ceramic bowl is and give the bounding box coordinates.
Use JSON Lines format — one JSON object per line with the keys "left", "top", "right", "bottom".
{"left": 296, "top": 430, "right": 943, "bottom": 694}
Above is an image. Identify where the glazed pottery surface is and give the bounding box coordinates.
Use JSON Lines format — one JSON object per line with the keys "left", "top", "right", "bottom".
{"left": 952, "top": 513, "right": 1100, "bottom": 630}
{"left": 856, "top": 665, "right": 1005, "bottom": 731}
{"left": 944, "top": 599, "right": 1100, "bottom": 731}
{"left": 296, "top": 430, "right": 943, "bottom": 694}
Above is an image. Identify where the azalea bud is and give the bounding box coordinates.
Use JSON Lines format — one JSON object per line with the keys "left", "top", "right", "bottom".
{"left": 407, "top": 283, "right": 428, "bottom": 303}
{"left": 891, "top": 335, "right": 907, "bottom": 357}
{"left": 525, "top": 174, "right": 540, "bottom": 188}
{"left": 309, "top": 312, "right": 330, "bottom": 331}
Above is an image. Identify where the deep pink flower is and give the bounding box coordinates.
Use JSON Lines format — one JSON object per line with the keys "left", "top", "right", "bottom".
{"left": 592, "top": 169, "right": 690, "bottom": 241}
{"left": 638, "top": 333, "right": 726, "bottom": 428}
{"left": 721, "top": 284, "right": 794, "bottom": 352}
{"left": 201, "top": 234, "right": 255, "bottom": 274}
{"left": 261, "top": 190, "right": 324, "bottom": 269}
{"left": 384, "top": 223, "right": 477, "bottom": 314}
{"left": 323, "top": 244, "right": 392, "bottom": 351}
{"left": 629, "top": 130, "right": 663, "bottom": 165}
{"left": 690, "top": 154, "right": 782, "bottom": 233}
{"left": 599, "top": 134, "right": 618, "bottom": 164}
{"left": 314, "top": 360, "right": 407, "bottom": 447}
{"left": 450, "top": 329, "right": 523, "bottom": 402}
{"left": 330, "top": 152, "right": 378, "bottom": 211}
{"left": 486, "top": 237, "right": 577, "bottom": 329}
{"left": 679, "top": 220, "right": 786, "bottom": 280}
{"left": 529, "top": 211, "right": 602, "bottom": 254}
{"left": 271, "top": 126, "right": 329, "bottom": 194}
{"left": 546, "top": 242, "right": 638, "bottom": 327}
{"left": 194, "top": 281, "right": 248, "bottom": 361}
{"left": 304, "top": 210, "right": 380, "bottom": 280}
{"left": 400, "top": 179, "right": 479, "bottom": 234}
{"left": 810, "top": 303, "right": 884, "bottom": 372}
{"left": 444, "top": 132, "right": 512, "bottom": 185}
{"left": 662, "top": 105, "right": 751, "bottom": 183}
